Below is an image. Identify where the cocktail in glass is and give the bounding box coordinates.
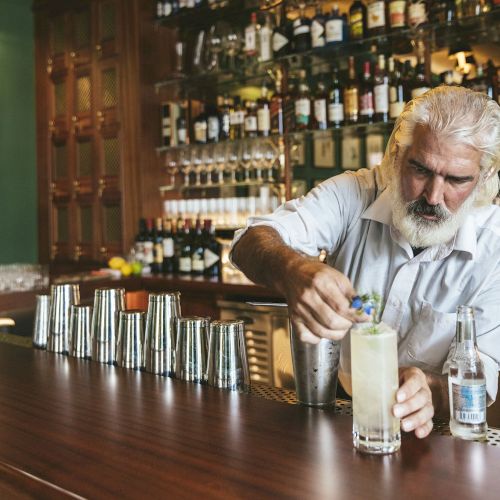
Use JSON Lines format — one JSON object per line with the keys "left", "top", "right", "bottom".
{"left": 351, "top": 322, "right": 401, "bottom": 454}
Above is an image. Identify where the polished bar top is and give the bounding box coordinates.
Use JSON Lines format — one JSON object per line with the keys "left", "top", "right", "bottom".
{"left": 0, "top": 344, "right": 499, "bottom": 499}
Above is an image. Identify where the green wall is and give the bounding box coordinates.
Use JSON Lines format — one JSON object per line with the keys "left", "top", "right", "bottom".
{"left": 0, "top": 0, "right": 37, "bottom": 263}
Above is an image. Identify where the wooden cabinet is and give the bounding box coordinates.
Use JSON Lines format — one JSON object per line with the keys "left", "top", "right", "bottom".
{"left": 35, "top": 0, "right": 143, "bottom": 269}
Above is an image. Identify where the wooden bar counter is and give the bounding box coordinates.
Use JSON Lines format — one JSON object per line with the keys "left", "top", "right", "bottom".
{"left": 0, "top": 343, "right": 499, "bottom": 499}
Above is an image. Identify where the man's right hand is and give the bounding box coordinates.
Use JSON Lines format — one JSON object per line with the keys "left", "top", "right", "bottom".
{"left": 281, "top": 257, "right": 368, "bottom": 344}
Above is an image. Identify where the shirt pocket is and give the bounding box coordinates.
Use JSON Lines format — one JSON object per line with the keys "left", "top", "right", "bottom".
{"left": 407, "top": 301, "right": 456, "bottom": 371}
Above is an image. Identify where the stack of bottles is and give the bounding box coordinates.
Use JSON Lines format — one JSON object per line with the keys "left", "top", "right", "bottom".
{"left": 133, "top": 217, "right": 222, "bottom": 277}
{"left": 161, "top": 55, "right": 499, "bottom": 147}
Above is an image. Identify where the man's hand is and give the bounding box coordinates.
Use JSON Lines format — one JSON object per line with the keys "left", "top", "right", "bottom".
{"left": 282, "top": 257, "right": 368, "bottom": 344}
{"left": 393, "top": 367, "right": 434, "bottom": 439}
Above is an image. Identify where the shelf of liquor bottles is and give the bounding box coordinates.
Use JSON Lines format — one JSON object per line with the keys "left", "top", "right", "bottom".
{"left": 154, "top": 9, "right": 500, "bottom": 93}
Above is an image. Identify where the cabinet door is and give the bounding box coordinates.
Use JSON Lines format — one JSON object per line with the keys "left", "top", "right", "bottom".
{"left": 71, "top": 5, "right": 92, "bottom": 68}
{"left": 51, "top": 202, "right": 73, "bottom": 262}
{"left": 99, "top": 199, "right": 123, "bottom": 260}
{"left": 95, "top": 0, "right": 121, "bottom": 60}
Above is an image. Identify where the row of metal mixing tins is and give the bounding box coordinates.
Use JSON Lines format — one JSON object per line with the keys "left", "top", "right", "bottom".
{"left": 32, "top": 284, "right": 251, "bottom": 391}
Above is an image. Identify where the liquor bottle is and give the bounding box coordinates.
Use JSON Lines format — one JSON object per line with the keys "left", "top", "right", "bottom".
{"left": 470, "top": 64, "right": 495, "bottom": 99}
{"left": 284, "top": 76, "right": 297, "bottom": 133}
{"left": 430, "top": 0, "right": 456, "bottom": 23}
{"left": 325, "top": 3, "right": 345, "bottom": 45}
{"left": 259, "top": 14, "right": 273, "bottom": 63}
{"left": 374, "top": 54, "right": 390, "bottom": 122}
{"left": 193, "top": 103, "right": 207, "bottom": 144}
{"left": 410, "top": 58, "right": 431, "bottom": 98}
{"left": 328, "top": 66, "right": 344, "bottom": 128}
{"left": 152, "top": 217, "right": 164, "bottom": 275}
{"left": 294, "top": 70, "right": 311, "bottom": 131}
{"left": 313, "top": 77, "right": 329, "bottom": 130}
{"left": 218, "top": 95, "right": 232, "bottom": 141}
{"left": 178, "top": 219, "right": 192, "bottom": 274}
{"left": 244, "top": 12, "right": 259, "bottom": 59}
{"left": 134, "top": 218, "right": 148, "bottom": 265}
{"left": 203, "top": 219, "right": 221, "bottom": 277}
{"left": 359, "top": 60, "right": 375, "bottom": 123}
{"left": 407, "top": 0, "right": 428, "bottom": 29}
{"left": 292, "top": 7, "right": 311, "bottom": 53}
{"left": 172, "top": 0, "right": 179, "bottom": 14}
{"left": 388, "top": 0, "right": 407, "bottom": 30}
{"left": 191, "top": 218, "right": 204, "bottom": 275}
{"left": 230, "top": 96, "right": 246, "bottom": 140}
{"left": 176, "top": 106, "right": 188, "bottom": 145}
{"left": 345, "top": 56, "right": 360, "bottom": 124}
{"left": 161, "top": 103, "right": 171, "bottom": 147}
{"left": 366, "top": 0, "right": 387, "bottom": 36}
{"left": 272, "top": 6, "right": 292, "bottom": 58}
{"left": 257, "top": 83, "right": 271, "bottom": 137}
{"left": 349, "top": 0, "right": 367, "bottom": 40}
{"left": 311, "top": 4, "right": 326, "bottom": 49}
{"left": 448, "top": 305, "right": 488, "bottom": 441}
{"left": 143, "top": 218, "right": 155, "bottom": 271}
{"left": 244, "top": 100, "right": 258, "bottom": 138}
{"left": 270, "top": 71, "right": 285, "bottom": 135}
{"left": 162, "top": 218, "right": 175, "bottom": 274}
{"left": 173, "top": 216, "right": 184, "bottom": 273}
{"left": 402, "top": 59, "right": 415, "bottom": 101}
{"left": 388, "top": 57, "right": 406, "bottom": 119}
{"left": 206, "top": 104, "right": 220, "bottom": 143}
{"left": 179, "top": 0, "right": 187, "bottom": 10}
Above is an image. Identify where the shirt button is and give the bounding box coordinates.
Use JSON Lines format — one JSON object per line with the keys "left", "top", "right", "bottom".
{"left": 391, "top": 298, "right": 401, "bottom": 307}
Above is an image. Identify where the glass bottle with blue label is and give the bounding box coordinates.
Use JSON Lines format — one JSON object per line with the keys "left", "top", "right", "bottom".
{"left": 448, "top": 305, "right": 488, "bottom": 441}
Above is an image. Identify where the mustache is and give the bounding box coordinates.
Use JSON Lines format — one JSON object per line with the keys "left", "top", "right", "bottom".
{"left": 406, "top": 198, "right": 451, "bottom": 221}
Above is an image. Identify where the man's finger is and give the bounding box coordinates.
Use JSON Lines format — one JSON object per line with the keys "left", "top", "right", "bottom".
{"left": 393, "top": 388, "right": 431, "bottom": 418}
{"left": 415, "top": 419, "right": 434, "bottom": 439}
{"left": 397, "top": 371, "right": 426, "bottom": 403}
{"left": 293, "top": 303, "right": 350, "bottom": 341}
{"left": 291, "top": 320, "right": 321, "bottom": 345}
{"left": 304, "top": 300, "right": 353, "bottom": 332}
{"left": 400, "top": 401, "right": 434, "bottom": 433}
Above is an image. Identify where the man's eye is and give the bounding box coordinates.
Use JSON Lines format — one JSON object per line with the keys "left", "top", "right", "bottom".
{"left": 413, "top": 165, "right": 428, "bottom": 175}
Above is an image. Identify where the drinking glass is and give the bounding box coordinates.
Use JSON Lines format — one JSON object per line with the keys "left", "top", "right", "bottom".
{"left": 165, "top": 151, "right": 179, "bottom": 186}
{"left": 351, "top": 322, "right": 401, "bottom": 454}
{"left": 241, "top": 142, "right": 253, "bottom": 182}
{"left": 226, "top": 146, "right": 239, "bottom": 184}
{"left": 222, "top": 25, "right": 242, "bottom": 70}
{"left": 213, "top": 144, "right": 226, "bottom": 184}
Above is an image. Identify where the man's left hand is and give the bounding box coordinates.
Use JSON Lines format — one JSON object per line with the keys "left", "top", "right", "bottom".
{"left": 393, "top": 367, "right": 435, "bottom": 439}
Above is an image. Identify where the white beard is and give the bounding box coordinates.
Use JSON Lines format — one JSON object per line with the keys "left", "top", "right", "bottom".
{"left": 389, "top": 175, "right": 477, "bottom": 248}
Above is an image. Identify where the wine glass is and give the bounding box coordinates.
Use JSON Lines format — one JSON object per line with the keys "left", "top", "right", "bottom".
{"left": 222, "top": 25, "right": 243, "bottom": 71}
{"left": 203, "top": 146, "right": 215, "bottom": 185}
{"left": 240, "top": 141, "right": 253, "bottom": 182}
{"left": 214, "top": 143, "right": 227, "bottom": 184}
{"left": 263, "top": 141, "right": 278, "bottom": 181}
{"left": 165, "top": 151, "right": 179, "bottom": 186}
{"left": 206, "top": 23, "right": 223, "bottom": 73}
{"left": 226, "top": 145, "right": 239, "bottom": 183}
{"left": 252, "top": 143, "right": 264, "bottom": 182}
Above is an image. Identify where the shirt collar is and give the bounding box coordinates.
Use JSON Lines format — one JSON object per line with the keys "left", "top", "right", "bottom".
{"left": 360, "top": 188, "right": 477, "bottom": 258}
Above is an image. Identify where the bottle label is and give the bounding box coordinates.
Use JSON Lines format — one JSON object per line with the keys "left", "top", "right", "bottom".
{"left": 452, "top": 383, "right": 487, "bottom": 424}
{"left": 272, "top": 32, "right": 289, "bottom": 53}
{"left": 350, "top": 11, "right": 364, "bottom": 38}
{"left": 143, "top": 242, "right": 154, "bottom": 264}
{"left": 154, "top": 243, "right": 163, "bottom": 264}
{"left": 191, "top": 254, "right": 204, "bottom": 272}
{"left": 374, "top": 84, "right": 389, "bottom": 113}
{"left": 325, "top": 19, "right": 343, "bottom": 43}
{"left": 207, "top": 116, "right": 220, "bottom": 141}
{"left": 389, "top": 1, "right": 406, "bottom": 28}
{"left": 408, "top": 2, "right": 427, "bottom": 27}
{"left": 311, "top": 19, "right": 325, "bottom": 47}
{"left": 177, "top": 127, "right": 187, "bottom": 144}
{"left": 293, "top": 24, "right": 311, "bottom": 37}
{"left": 163, "top": 3, "right": 172, "bottom": 16}
{"left": 194, "top": 122, "right": 207, "bottom": 143}
{"left": 411, "top": 86, "right": 430, "bottom": 99}
{"left": 360, "top": 92, "right": 374, "bottom": 115}
{"left": 314, "top": 99, "right": 327, "bottom": 125}
{"left": 135, "top": 241, "right": 145, "bottom": 263}
{"left": 204, "top": 248, "right": 220, "bottom": 268}
{"left": 162, "top": 237, "right": 174, "bottom": 258}
{"left": 328, "top": 102, "right": 344, "bottom": 123}
{"left": 179, "top": 256, "right": 192, "bottom": 273}
{"left": 344, "top": 89, "right": 359, "bottom": 115}
{"left": 257, "top": 108, "right": 271, "bottom": 133}
{"left": 295, "top": 98, "right": 311, "bottom": 125}
{"left": 244, "top": 115, "right": 257, "bottom": 132}
{"left": 367, "top": 2, "right": 386, "bottom": 29}
{"left": 259, "top": 28, "right": 272, "bottom": 62}
{"left": 245, "top": 26, "right": 256, "bottom": 53}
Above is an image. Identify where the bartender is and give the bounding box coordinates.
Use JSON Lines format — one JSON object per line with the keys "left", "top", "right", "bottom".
{"left": 231, "top": 86, "right": 500, "bottom": 439}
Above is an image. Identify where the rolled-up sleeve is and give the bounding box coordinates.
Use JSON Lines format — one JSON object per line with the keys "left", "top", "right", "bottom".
{"left": 230, "top": 169, "right": 376, "bottom": 265}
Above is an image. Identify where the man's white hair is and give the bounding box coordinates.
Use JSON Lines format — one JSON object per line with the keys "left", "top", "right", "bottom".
{"left": 379, "top": 85, "right": 500, "bottom": 206}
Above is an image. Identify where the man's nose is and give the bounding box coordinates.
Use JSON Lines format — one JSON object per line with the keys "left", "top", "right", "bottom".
{"left": 424, "top": 176, "right": 445, "bottom": 206}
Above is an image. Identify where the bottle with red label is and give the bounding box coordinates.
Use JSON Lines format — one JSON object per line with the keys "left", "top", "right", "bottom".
{"left": 359, "top": 60, "right": 375, "bottom": 123}
{"left": 388, "top": 0, "right": 407, "bottom": 31}
{"left": 313, "top": 77, "right": 329, "bottom": 130}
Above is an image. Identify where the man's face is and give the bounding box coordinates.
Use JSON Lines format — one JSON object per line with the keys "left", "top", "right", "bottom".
{"left": 391, "top": 125, "right": 482, "bottom": 247}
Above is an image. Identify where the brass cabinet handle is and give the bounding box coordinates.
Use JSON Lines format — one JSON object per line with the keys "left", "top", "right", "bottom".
{"left": 98, "top": 178, "right": 106, "bottom": 198}
{"left": 100, "top": 246, "right": 107, "bottom": 254}
{"left": 74, "top": 245, "right": 83, "bottom": 260}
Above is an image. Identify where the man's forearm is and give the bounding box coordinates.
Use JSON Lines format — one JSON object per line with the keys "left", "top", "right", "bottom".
{"left": 231, "top": 226, "right": 304, "bottom": 295}
{"left": 425, "top": 371, "right": 449, "bottom": 418}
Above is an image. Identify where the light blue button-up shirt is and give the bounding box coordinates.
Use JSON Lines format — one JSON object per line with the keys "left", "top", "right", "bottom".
{"left": 232, "top": 167, "right": 500, "bottom": 401}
